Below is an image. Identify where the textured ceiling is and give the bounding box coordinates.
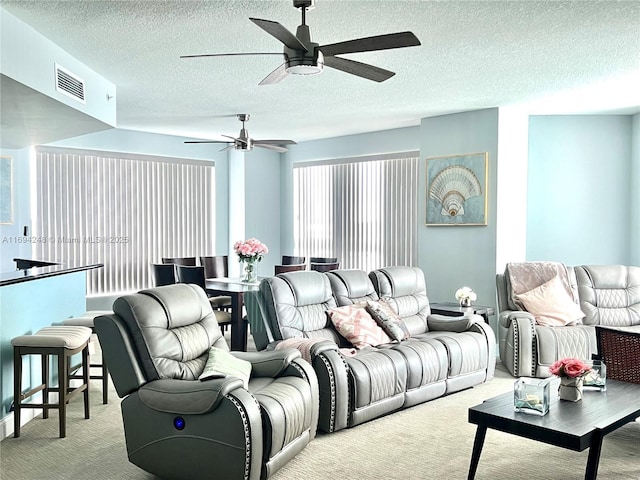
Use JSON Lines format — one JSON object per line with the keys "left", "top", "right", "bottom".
{"left": 2, "top": 0, "right": 639, "bottom": 144}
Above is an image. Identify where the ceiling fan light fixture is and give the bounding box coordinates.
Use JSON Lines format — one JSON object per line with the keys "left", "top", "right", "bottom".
{"left": 285, "top": 50, "right": 324, "bottom": 75}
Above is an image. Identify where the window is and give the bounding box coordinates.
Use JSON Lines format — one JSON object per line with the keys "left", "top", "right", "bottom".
{"left": 293, "top": 152, "right": 418, "bottom": 272}
{"left": 32, "top": 147, "right": 215, "bottom": 296}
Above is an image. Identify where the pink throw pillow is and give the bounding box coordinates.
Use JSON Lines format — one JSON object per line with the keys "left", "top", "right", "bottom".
{"left": 515, "top": 275, "right": 585, "bottom": 327}
{"left": 327, "top": 304, "right": 391, "bottom": 348}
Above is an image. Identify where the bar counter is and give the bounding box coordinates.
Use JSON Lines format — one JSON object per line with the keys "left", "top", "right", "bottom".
{"left": 0, "top": 261, "right": 103, "bottom": 287}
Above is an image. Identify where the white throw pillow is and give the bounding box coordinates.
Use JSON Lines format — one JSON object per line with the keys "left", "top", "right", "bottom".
{"left": 199, "top": 347, "right": 252, "bottom": 388}
{"left": 515, "top": 275, "right": 585, "bottom": 327}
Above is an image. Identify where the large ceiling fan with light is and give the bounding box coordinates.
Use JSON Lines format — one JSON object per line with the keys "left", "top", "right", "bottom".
{"left": 184, "top": 114, "right": 296, "bottom": 152}
{"left": 181, "top": 0, "right": 421, "bottom": 85}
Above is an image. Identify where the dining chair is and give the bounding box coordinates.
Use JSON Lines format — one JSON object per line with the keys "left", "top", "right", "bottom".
{"left": 310, "top": 262, "right": 340, "bottom": 273}
{"left": 310, "top": 256, "right": 338, "bottom": 264}
{"left": 200, "top": 256, "right": 232, "bottom": 312}
{"left": 281, "top": 255, "right": 306, "bottom": 265}
{"left": 151, "top": 263, "right": 176, "bottom": 286}
{"left": 175, "top": 265, "right": 232, "bottom": 332}
{"left": 275, "top": 264, "right": 307, "bottom": 275}
{"left": 161, "top": 256, "right": 197, "bottom": 266}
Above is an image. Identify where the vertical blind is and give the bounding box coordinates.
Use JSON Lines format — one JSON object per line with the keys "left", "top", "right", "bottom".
{"left": 293, "top": 153, "right": 419, "bottom": 272}
{"left": 33, "top": 148, "right": 215, "bottom": 295}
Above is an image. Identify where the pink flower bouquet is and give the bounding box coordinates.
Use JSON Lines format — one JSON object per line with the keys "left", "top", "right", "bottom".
{"left": 233, "top": 238, "right": 268, "bottom": 262}
{"left": 549, "top": 357, "right": 590, "bottom": 378}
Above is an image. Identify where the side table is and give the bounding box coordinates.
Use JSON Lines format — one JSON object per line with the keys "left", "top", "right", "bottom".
{"left": 429, "top": 302, "right": 495, "bottom": 324}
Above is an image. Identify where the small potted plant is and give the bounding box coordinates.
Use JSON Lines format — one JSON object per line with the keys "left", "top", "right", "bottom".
{"left": 549, "top": 357, "right": 590, "bottom": 402}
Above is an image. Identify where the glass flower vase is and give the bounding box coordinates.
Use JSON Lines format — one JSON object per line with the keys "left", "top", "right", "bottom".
{"left": 242, "top": 258, "right": 258, "bottom": 283}
{"left": 459, "top": 298, "right": 472, "bottom": 307}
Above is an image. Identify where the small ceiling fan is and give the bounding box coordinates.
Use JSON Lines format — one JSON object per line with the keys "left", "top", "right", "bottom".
{"left": 184, "top": 114, "right": 296, "bottom": 152}
{"left": 181, "top": 0, "right": 421, "bottom": 85}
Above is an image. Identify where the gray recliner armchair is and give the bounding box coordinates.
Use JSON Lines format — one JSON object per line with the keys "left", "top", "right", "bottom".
{"left": 95, "top": 284, "right": 318, "bottom": 480}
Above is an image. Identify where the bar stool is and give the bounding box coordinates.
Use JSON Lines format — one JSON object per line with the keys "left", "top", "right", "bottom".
{"left": 61, "top": 310, "right": 112, "bottom": 404}
{"left": 12, "top": 326, "right": 92, "bottom": 438}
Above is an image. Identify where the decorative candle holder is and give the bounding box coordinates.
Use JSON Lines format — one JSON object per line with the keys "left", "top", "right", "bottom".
{"left": 514, "top": 377, "right": 551, "bottom": 416}
{"left": 583, "top": 360, "right": 607, "bottom": 391}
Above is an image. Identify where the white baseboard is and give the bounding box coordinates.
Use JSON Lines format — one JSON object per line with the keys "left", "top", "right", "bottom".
{"left": 0, "top": 392, "right": 58, "bottom": 440}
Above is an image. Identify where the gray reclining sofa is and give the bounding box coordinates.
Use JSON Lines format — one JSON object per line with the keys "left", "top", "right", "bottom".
{"left": 95, "top": 284, "right": 319, "bottom": 480}
{"left": 496, "top": 263, "right": 640, "bottom": 377}
{"left": 249, "top": 266, "right": 496, "bottom": 433}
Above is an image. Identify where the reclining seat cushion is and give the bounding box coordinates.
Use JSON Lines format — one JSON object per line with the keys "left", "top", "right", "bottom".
{"left": 368, "top": 267, "right": 429, "bottom": 334}
{"left": 576, "top": 265, "right": 640, "bottom": 327}
{"left": 113, "top": 284, "right": 226, "bottom": 380}
{"left": 260, "top": 271, "right": 345, "bottom": 345}
{"left": 329, "top": 268, "right": 446, "bottom": 407}
{"left": 535, "top": 325, "right": 597, "bottom": 376}
{"left": 326, "top": 269, "right": 379, "bottom": 305}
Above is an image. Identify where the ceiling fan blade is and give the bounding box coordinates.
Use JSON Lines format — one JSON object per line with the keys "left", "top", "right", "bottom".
{"left": 254, "top": 143, "right": 289, "bottom": 153}
{"left": 324, "top": 56, "right": 395, "bottom": 83}
{"left": 320, "top": 31, "right": 420, "bottom": 57}
{"left": 180, "top": 52, "right": 284, "bottom": 59}
{"left": 252, "top": 139, "right": 297, "bottom": 145}
{"left": 249, "top": 18, "right": 308, "bottom": 52}
{"left": 259, "top": 62, "right": 289, "bottom": 85}
{"left": 221, "top": 134, "right": 247, "bottom": 144}
{"left": 184, "top": 140, "right": 230, "bottom": 144}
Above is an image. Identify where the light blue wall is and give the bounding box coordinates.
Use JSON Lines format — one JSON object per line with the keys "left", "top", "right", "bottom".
{"left": 527, "top": 116, "right": 633, "bottom": 265}
{"left": 631, "top": 114, "right": 640, "bottom": 266}
{"left": 0, "top": 7, "right": 116, "bottom": 126}
{"left": 244, "top": 148, "right": 281, "bottom": 276}
{"left": 0, "top": 147, "right": 31, "bottom": 273}
{"left": 0, "top": 272, "right": 87, "bottom": 420}
{"left": 419, "top": 109, "right": 499, "bottom": 312}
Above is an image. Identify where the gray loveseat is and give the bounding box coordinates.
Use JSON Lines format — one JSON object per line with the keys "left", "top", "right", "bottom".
{"left": 496, "top": 263, "right": 640, "bottom": 377}
{"left": 248, "top": 266, "right": 496, "bottom": 433}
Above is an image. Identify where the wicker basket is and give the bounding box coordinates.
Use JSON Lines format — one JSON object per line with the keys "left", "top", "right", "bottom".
{"left": 595, "top": 326, "right": 640, "bottom": 384}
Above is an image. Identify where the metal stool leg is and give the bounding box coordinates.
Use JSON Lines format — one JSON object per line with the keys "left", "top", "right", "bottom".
{"left": 13, "top": 347, "right": 22, "bottom": 438}
{"left": 42, "top": 353, "right": 49, "bottom": 419}
{"left": 82, "top": 345, "right": 90, "bottom": 419}
{"left": 58, "top": 348, "right": 67, "bottom": 438}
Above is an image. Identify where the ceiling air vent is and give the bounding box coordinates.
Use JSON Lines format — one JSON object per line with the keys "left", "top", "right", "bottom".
{"left": 55, "top": 64, "right": 86, "bottom": 104}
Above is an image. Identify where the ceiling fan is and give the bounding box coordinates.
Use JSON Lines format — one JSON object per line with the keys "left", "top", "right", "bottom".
{"left": 181, "top": 0, "right": 421, "bottom": 85}
{"left": 184, "top": 114, "right": 296, "bottom": 152}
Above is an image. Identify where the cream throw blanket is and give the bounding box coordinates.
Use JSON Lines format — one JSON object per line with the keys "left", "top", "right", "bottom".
{"left": 275, "top": 337, "right": 356, "bottom": 362}
{"left": 505, "top": 261, "right": 576, "bottom": 311}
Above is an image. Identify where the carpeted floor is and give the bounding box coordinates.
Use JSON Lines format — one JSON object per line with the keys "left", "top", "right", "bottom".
{"left": 1, "top": 349, "right": 639, "bottom": 480}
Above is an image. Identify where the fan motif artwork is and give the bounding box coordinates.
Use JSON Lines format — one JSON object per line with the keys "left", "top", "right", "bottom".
{"left": 426, "top": 153, "right": 488, "bottom": 226}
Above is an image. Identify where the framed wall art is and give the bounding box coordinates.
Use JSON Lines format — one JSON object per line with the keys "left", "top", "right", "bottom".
{"left": 0, "top": 156, "right": 13, "bottom": 224}
{"left": 425, "top": 152, "right": 488, "bottom": 226}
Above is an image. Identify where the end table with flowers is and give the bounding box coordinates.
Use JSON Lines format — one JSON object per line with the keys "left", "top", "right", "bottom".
{"left": 549, "top": 357, "right": 591, "bottom": 402}
{"left": 455, "top": 286, "right": 477, "bottom": 307}
{"left": 234, "top": 238, "right": 268, "bottom": 283}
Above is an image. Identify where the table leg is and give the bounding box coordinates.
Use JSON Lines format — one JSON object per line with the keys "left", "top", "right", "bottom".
{"left": 584, "top": 430, "right": 604, "bottom": 480}
{"left": 229, "top": 292, "right": 248, "bottom": 351}
{"left": 468, "top": 426, "right": 487, "bottom": 480}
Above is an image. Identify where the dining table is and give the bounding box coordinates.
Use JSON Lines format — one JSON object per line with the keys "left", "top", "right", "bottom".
{"left": 205, "top": 276, "right": 262, "bottom": 351}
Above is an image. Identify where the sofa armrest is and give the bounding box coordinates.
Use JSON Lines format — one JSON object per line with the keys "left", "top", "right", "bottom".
{"left": 498, "top": 310, "right": 537, "bottom": 377}
{"left": 427, "top": 313, "right": 481, "bottom": 332}
{"left": 138, "top": 377, "right": 244, "bottom": 414}
{"left": 233, "top": 349, "right": 302, "bottom": 377}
